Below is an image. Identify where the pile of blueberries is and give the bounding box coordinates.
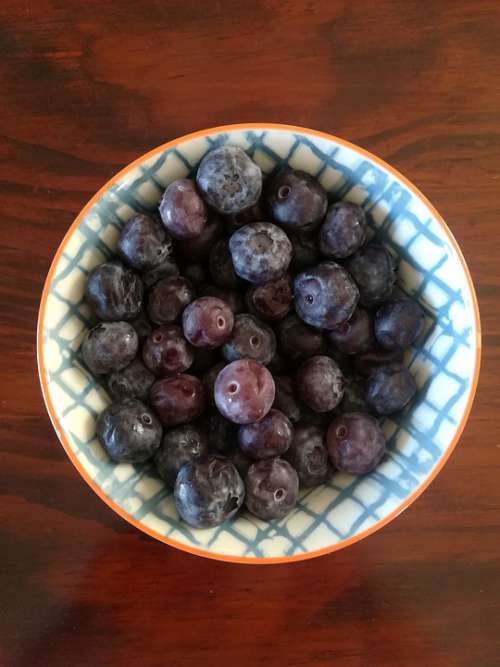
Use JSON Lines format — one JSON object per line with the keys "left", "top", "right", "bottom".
{"left": 81, "top": 145, "right": 424, "bottom": 529}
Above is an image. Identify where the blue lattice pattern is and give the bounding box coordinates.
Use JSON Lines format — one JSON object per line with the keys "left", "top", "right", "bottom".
{"left": 39, "top": 126, "right": 478, "bottom": 560}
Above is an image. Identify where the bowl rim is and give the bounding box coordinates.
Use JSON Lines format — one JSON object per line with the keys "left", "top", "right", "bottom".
{"left": 37, "top": 122, "right": 481, "bottom": 564}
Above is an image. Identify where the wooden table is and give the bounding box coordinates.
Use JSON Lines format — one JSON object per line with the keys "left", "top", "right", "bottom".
{"left": 1, "top": 1, "right": 499, "bottom": 665}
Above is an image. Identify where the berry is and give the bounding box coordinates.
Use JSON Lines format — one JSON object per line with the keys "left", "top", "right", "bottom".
{"left": 199, "top": 284, "right": 244, "bottom": 315}
{"left": 142, "top": 325, "right": 194, "bottom": 376}
{"left": 118, "top": 214, "right": 173, "bottom": 271}
{"left": 238, "top": 409, "right": 293, "bottom": 460}
{"left": 319, "top": 202, "right": 367, "bottom": 259}
{"left": 222, "top": 314, "right": 276, "bottom": 365}
{"left": 346, "top": 243, "right": 397, "bottom": 307}
{"left": 278, "top": 315, "right": 326, "bottom": 361}
{"left": 229, "top": 222, "right": 292, "bottom": 284}
{"left": 81, "top": 321, "right": 138, "bottom": 375}
{"left": 108, "top": 358, "right": 155, "bottom": 402}
{"left": 245, "top": 274, "right": 293, "bottom": 323}
{"left": 141, "top": 256, "right": 180, "bottom": 288}
{"left": 209, "top": 239, "right": 243, "bottom": 289}
{"left": 327, "top": 412, "right": 386, "bottom": 474}
{"left": 272, "top": 375, "right": 302, "bottom": 424}
{"left": 159, "top": 179, "right": 207, "bottom": 239}
{"left": 285, "top": 425, "right": 329, "bottom": 487}
{"left": 196, "top": 145, "right": 262, "bottom": 215}
{"left": 296, "top": 355, "right": 344, "bottom": 413}
{"left": 214, "top": 359, "right": 275, "bottom": 425}
{"left": 154, "top": 423, "right": 208, "bottom": 487}
{"left": 338, "top": 375, "right": 370, "bottom": 414}
{"left": 176, "top": 214, "right": 222, "bottom": 260}
{"left": 182, "top": 297, "right": 234, "bottom": 349}
{"left": 86, "top": 261, "right": 143, "bottom": 321}
{"left": 329, "top": 307, "right": 374, "bottom": 355}
{"left": 294, "top": 261, "right": 359, "bottom": 329}
{"left": 265, "top": 169, "right": 327, "bottom": 231}
{"left": 354, "top": 346, "right": 405, "bottom": 376}
{"left": 129, "top": 310, "right": 153, "bottom": 342}
{"left": 96, "top": 399, "right": 162, "bottom": 463}
{"left": 147, "top": 276, "right": 195, "bottom": 325}
{"left": 366, "top": 363, "right": 417, "bottom": 415}
{"left": 374, "top": 299, "right": 425, "bottom": 350}
{"left": 150, "top": 374, "right": 205, "bottom": 426}
{"left": 289, "top": 231, "right": 320, "bottom": 271}
{"left": 245, "top": 458, "right": 299, "bottom": 520}
{"left": 224, "top": 199, "right": 265, "bottom": 231}
{"left": 229, "top": 449, "right": 253, "bottom": 478}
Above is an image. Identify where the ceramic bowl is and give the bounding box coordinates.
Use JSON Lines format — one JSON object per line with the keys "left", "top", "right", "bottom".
{"left": 37, "top": 123, "right": 480, "bottom": 563}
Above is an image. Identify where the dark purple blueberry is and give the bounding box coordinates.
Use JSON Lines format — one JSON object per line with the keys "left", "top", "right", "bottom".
{"left": 366, "top": 363, "right": 417, "bottom": 415}
{"left": 202, "top": 361, "right": 226, "bottom": 407}
{"left": 204, "top": 411, "right": 238, "bottom": 454}
{"left": 222, "top": 314, "right": 276, "bottom": 365}
{"left": 117, "top": 214, "right": 173, "bottom": 271}
{"left": 224, "top": 199, "right": 265, "bottom": 231}
{"left": 196, "top": 145, "right": 262, "bottom": 215}
{"left": 319, "top": 202, "right": 367, "bottom": 259}
{"left": 141, "top": 256, "right": 180, "bottom": 288}
{"left": 346, "top": 243, "right": 397, "bottom": 307}
{"left": 327, "top": 412, "right": 386, "bottom": 474}
{"left": 289, "top": 231, "right": 320, "bottom": 271}
{"left": 229, "top": 222, "right": 292, "bottom": 284}
{"left": 354, "top": 346, "right": 405, "bottom": 376}
{"left": 142, "top": 325, "right": 194, "bottom": 376}
{"left": 182, "top": 296, "right": 234, "bottom": 349}
{"left": 181, "top": 263, "right": 208, "bottom": 286}
{"left": 96, "top": 399, "right": 162, "bottom": 463}
{"left": 338, "top": 375, "right": 370, "bottom": 414}
{"left": 294, "top": 261, "right": 359, "bottom": 329}
{"left": 296, "top": 355, "right": 344, "bottom": 413}
{"left": 265, "top": 169, "right": 327, "bottom": 231}
{"left": 229, "top": 449, "right": 253, "bottom": 478}
{"left": 159, "top": 179, "right": 207, "bottom": 240}
{"left": 285, "top": 425, "right": 329, "bottom": 487}
{"left": 81, "top": 321, "right": 138, "bottom": 375}
{"left": 272, "top": 375, "right": 302, "bottom": 424}
{"left": 329, "top": 308, "right": 374, "bottom": 355}
{"left": 208, "top": 239, "right": 243, "bottom": 289}
{"left": 199, "top": 284, "right": 245, "bottom": 315}
{"left": 245, "top": 274, "right": 293, "bottom": 323}
{"left": 154, "top": 423, "right": 209, "bottom": 487}
{"left": 150, "top": 374, "right": 205, "bottom": 426}
{"left": 238, "top": 409, "right": 293, "bottom": 460}
{"left": 190, "top": 346, "right": 220, "bottom": 374}
{"left": 374, "top": 299, "right": 425, "bottom": 350}
{"left": 245, "top": 458, "right": 299, "bottom": 520}
{"left": 214, "top": 359, "right": 275, "bottom": 425}
{"left": 147, "top": 276, "right": 195, "bottom": 325}
{"left": 176, "top": 214, "right": 223, "bottom": 260}
{"left": 278, "top": 315, "right": 326, "bottom": 361}
{"left": 85, "top": 261, "right": 143, "bottom": 321}
{"left": 108, "top": 358, "right": 155, "bottom": 402}
{"left": 129, "top": 310, "right": 153, "bottom": 342}
{"left": 175, "top": 455, "right": 245, "bottom": 528}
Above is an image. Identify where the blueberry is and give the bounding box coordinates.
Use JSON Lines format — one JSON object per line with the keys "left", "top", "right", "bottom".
{"left": 245, "top": 458, "right": 299, "bottom": 520}
{"left": 196, "top": 145, "right": 262, "bottom": 215}
{"left": 229, "top": 448, "right": 253, "bottom": 478}
{"left": 354, "top": 346, "right": 405, "bottom": 377}
{"left": 141, "top": 256, "right": 180, "bottom": 288}
{"left": 182, "top": 297, "right": 234, "bottom": 349}
{"left": 214, "top": 359, "right": 275, "bottom": 425}
{"left": 118, "top": 214, "right": 173, "bottom": 271}
{"left": 159, "top": 179, "right": 207, "bottom": 239}
{"left": 108, "top": 358, "right": 155, "bottom": 402}
{"left": 199, "top": 284, "right": 245, "bottom": 315}
{"left": 129, "top": 310, "right": 153, "bottom": 342}
{"left": 327, "top": 412, "right": 386, "bottom": 474}
{"left": 265, "top": 169, "right": 327, "bottom": 231}
{"left": 81, "top": 321, "right": 138, "bottom": 375}
{"left": 147, "top": 276, "right": 195, "bottom": 325}
{"left": 294, "top": 261, "right": 359, "bottom": 329}
{"left": 366, "top": 363, "right": 417, "bottom": 415}
{"left": 150, "top": 374, "right": 205, "bottom": 426}
{"left": 224, "top": 199, "right": 265, "bottom": 231}
{"left": 319, "top": 202, "right": 367, "bottom": 259}
{"left": 296, "top": 355, "right": 344, "bottom": 413}
{"left": 96, "top": 399, "right": 162, "bottom": 463}
{"left": 277, "top": 314, "right": 326, "bottom": 361}
{"left": 289, "top": 231, "right": 320, "bottom": 271}
{"left": 229, "top": 222, "right": 292, "bottom": 284}
{"left": 285, "top": 425, "right": 329, "bottom": 487}
{"left": 85, "top": 261, "right": 143, "bottom": 321}
{"left": 238, "top": 409, "right": 293, "bottom": 460}
{"left": 204, "top": 411, "right": 238, "bottom": 454}
{"left": 222, "top": 314, "right": 276, "bottom": 365}
{"left": 176, "top": 214, "right": 223, "bottom": 260}
{"left": 338, "top": 375, "right": 370, "bottom": 414}
{"left": 209, "top": 239, "right": 243, "bottom": 289}
{"left": 329, "top": 307, "right": 374, "bottom": 355}
{"left": 142, "top": 324, "right": 194, "bottom": 376}
{"left": 374, "top": 299, "right": 425, "bottom": 350}
{"left": 346, "top": 243, "right": 397, "bottom": 307}
{"left": 272, "top": 375, "right": 302, "bottom": 424}
{"left": 245, "top": 274, "right": 293, "bottom": 323}
{"left": 202, "top": 361, "right": 226, "bottom": 407}
{"left": 154, "top": 423, "right": 209, "bottom": 487}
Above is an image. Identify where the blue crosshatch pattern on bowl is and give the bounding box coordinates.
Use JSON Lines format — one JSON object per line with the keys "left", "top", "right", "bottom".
{"left": 40, "top": 128, "right": 477, "bottom": 559}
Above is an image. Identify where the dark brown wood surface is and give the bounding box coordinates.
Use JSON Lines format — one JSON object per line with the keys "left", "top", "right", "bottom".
{"left": 1, "top": 1, "right": 499, "bottom": 665}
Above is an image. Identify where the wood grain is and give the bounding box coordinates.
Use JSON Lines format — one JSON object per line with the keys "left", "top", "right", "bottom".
{"left": 1, "top": 1, "right": 499, "bottom": 665}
